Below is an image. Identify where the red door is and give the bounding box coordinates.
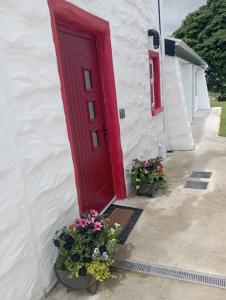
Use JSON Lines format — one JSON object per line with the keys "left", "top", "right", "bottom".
{"left": 57, "top": 24, "right": 114, "bottom": 213}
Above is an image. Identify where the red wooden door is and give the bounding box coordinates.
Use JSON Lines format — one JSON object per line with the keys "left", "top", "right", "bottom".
{"left": 57, "top": 24, "right": 114, "bottom": 213}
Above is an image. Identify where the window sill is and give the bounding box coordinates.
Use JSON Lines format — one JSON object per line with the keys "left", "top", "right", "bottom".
{"left": 151, "top": 106, "right": 164, "bottom": 116}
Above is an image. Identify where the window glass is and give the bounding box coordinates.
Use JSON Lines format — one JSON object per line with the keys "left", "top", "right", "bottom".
{"left": 88, "top": 101, "right": 96, "bottom": 119}
{"left": 84, "top": 70, "right": 92, "bottom": 90}
{"left": 92, "top": 130, "right": 99, "bottom": 148}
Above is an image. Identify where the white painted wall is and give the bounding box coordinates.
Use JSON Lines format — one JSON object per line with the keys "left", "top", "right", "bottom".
{"left": 181, "top": 62, "right": 193, "bottom": 123}
{"left": 164, "top": 56, "right": 194, "bottom": 150}
{"left": 195, "top": 67, "right": 210, "bottom": 110}
{"left": 0, "top": 1, "right": 165, "bottom": 299}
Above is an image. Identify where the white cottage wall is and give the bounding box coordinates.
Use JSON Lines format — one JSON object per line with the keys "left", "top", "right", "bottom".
{"left": 164, "top": 56, "right": 194, "bottom": 150}
{"left": 0, "top": 1, "right": 165, "bottom": 299}
{"left": 196, "top": 68, "right": 210, "bottom": 110}
{"left": 181, "top": 62, "right": 193, "bottom": 123}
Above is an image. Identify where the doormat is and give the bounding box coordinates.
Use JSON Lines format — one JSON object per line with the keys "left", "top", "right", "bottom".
{"left": 184, "top": 181, "right": 208, "bottom": 190}
{"left": 104, "top": 204, "right": 143, "bottom": 244}
{"left": 190, "top": 171, "right": 212, "bottom": 179}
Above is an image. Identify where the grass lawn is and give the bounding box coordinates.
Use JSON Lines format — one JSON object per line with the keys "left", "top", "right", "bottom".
{"left": 210, "top": 100, "right": 226, "bottom": 137}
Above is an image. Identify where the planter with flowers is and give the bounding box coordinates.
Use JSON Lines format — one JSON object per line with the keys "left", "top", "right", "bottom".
{"left": 53, "top": 210, "right": 120, "bottom": 295}
{"left": 129, "top": 157, "right": 166, "bottom": 197}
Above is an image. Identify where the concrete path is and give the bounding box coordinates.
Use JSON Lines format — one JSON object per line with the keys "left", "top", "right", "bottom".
{"left": 47, "top": 108, "right": 226, "bottom": 299}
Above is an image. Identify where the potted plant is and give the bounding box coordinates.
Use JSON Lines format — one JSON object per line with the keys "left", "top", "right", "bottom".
{"left": 129, "top": 157, "right": 166, "bottom": 197}
{"left": 53, "top": 210, "right": 120, "bottom": 295}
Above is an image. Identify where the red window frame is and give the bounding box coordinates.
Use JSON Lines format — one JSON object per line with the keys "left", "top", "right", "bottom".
{"left": 148, "top": 50, "right": 163, "bottom": 116}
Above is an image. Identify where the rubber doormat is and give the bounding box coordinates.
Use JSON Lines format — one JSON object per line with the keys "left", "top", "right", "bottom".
{"left": 184, "top": 181, "right": 208, "bottom": 190}
{"left": 190, "top": 171, "right": 212, "bottom": 179}
{"left": 104, "top": 204, "right": 143, "bottom": 244}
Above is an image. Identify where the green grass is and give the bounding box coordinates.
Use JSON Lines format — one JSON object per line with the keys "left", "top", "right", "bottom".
{"left": 210, "top": 100, "right": 226, "bottom": 137}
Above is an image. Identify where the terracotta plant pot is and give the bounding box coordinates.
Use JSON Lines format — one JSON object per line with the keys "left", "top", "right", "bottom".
{"left": 136, "top": 182, "right": 159, "bottom": 197}
{"left": 54, "top": 267, "right": 98, "bottom": 295}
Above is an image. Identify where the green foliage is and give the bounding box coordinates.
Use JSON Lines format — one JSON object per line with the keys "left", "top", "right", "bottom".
{"left": 173, "top": 0, "right": 226, "bottom": 97}
{"left": 129, "top": 157, "right": 166, "bottom": 191}
{"left": 210, "top": 98, "right": 226, "bottom": 136}
{"left": 53, "top": 210, "right": 121, "bottom": 281}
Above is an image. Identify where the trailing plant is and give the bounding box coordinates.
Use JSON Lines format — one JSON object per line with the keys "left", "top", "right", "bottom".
{"left": 129, "top": 157, "right": 166, "bottom": 191}
{"left": 53, "top": 210, "right": 121, "bottom": 282}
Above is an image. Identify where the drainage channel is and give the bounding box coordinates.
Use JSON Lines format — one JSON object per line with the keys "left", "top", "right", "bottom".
{"left": 113, "top": 257, "right": 226, "bottom": 289}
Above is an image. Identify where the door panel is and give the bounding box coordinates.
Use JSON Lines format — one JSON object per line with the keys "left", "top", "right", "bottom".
{"left": 57, "top": 24, "right": 114, "bottom": 212}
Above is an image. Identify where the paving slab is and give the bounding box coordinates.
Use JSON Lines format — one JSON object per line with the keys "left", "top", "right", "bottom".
{"left": 47, "top": 270, "right": 226, "bottom": 300}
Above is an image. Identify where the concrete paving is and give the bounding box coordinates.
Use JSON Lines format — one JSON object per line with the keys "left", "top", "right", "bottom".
{"left": 47, "top": 108, "right": 226, "bottom": 299}
{"left": 116, "top": 108, "right": 226, "bottom": 276}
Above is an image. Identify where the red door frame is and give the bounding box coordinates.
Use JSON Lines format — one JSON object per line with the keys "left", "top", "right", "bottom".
{"left": 148, "top": 50, "right": 163, "bottom": 116}
{"left": 48, "top": 0, "right": 126, "bottom": 213}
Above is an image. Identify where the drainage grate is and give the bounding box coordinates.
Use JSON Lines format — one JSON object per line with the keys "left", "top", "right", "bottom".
{"left": 113, "top": 257, "right": 226, "bottom": 289}
{"left": 191, "top": 171, "right": 212, "bottom": 179}
{"left": 184, "top": 181, "right": 208, "bottom": 190}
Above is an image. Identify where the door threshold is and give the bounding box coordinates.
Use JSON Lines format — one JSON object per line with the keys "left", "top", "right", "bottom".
{"left": 100, "top": 196, "right": 116, "bottom": 215}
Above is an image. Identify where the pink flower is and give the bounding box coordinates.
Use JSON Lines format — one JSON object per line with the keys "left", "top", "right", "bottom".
{"left": 74, "top": 218, "right": 80, "bottom": 227}
{"left": 74, "top": 218, "right": 88, "bottom": 228}
{"left": 144, "top": 161, "right": 149, "bottom": 167}
{"left": 87, "top": 217, "right": 95, "bottom": 225}
{"left": 93, "top": 221, "right": 103, "bottom": 232}
{"left": 79, "top": 218, "right": 88, "bottom": 228}
{"left": 90, "top": 210, "right": 98, "bottom": 217}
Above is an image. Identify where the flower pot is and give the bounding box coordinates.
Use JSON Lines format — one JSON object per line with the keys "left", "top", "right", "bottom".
{"left": 54, "top": 267, "right": 98, "bottom": 295}
{"left": 136, "top": 182, "right": 159, "bottom": 197}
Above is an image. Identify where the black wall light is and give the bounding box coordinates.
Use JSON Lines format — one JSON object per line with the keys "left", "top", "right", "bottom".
{"left": 148, "top": 29, "right": 160, "bottom": 49}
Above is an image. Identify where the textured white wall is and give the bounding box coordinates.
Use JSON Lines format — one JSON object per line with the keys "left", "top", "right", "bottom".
{"left": 0, "top": 1, "right": 79, "bottom": 299}
{"left": 164, "top": 56, "right": 194, "bottom": 150}
{"left": 196, "top": 67, "right": 210, "bottom": 110}
{"left": 181, "top": 62, "right": 193, "bottom": 123}
{"left": 0, "top": 0, "right": 165, "bottom": 299}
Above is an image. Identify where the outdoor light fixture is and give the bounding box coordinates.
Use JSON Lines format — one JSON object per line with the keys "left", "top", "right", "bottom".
{"left": 148, "top": 29, "right": 160, "bottom": 49}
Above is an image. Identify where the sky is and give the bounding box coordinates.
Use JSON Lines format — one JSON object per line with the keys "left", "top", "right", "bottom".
{"left": 163, "top": 0, "right": 207, "bottom": 36}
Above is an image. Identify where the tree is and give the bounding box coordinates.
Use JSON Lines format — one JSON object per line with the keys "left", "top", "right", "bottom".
{"left": 173, "top": 0, "right": 226, "bottom": 98}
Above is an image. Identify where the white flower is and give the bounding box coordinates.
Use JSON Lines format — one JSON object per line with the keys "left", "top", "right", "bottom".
{"left": 102, "top": 252, "right": 109, "bottom": 260}
{"left": 136, "top": 178, "right": 140, "bottom": 182}
{"left": 110, "top": 228, "right": 115, "bottom": 233}
{"left": 93, "top": 248, "right": 99, "bottom": 255}
{"left": 114, "top": 223, "right": 120, "bottom": 228}
{"left": 136, "top": 185, "right": 140, "bottom": 190}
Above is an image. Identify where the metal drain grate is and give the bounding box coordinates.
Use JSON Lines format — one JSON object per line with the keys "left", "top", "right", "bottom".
{"left": 113, "top": 257, "right": 226, "bottom": 289}
{"left": 191, "top": 171, "right": 212, "bottom": 179}
{"left": 184, "top": 181, "right": 208, "bottom": 190}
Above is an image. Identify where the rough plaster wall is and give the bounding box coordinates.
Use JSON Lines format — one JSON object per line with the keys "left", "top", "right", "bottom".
{"left": 196, "top": 68, "right": 210, "bottom": 110}
{"left": 71, "top": 0, "right": 167, "bottom": 189}
{"left": 0, "top": 1, "right": 79, "bottom": 299}
{"left": 164, "top": 56, "right": 194, "bottom": 150}
{"left": 0, "top": 0, "right": 166, "bottom": 299}
{"left": 181, "top": 62, "right": 193, "bottom": 123}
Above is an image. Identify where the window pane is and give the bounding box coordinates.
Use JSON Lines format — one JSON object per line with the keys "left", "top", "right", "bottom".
{"left": 88, "top": 101, "right": 96, "bottom": 119}
{"left": 92, "top": 130, "right": 99, "bottom": 148}
{"left": 150, "top": 62, "right": 153, "bottom": 79}
{"left": 84, "top": 70, "right": 92, "bottom": 90}
{"left": 151, "top": 83, "right": 155, "bottom": 107}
